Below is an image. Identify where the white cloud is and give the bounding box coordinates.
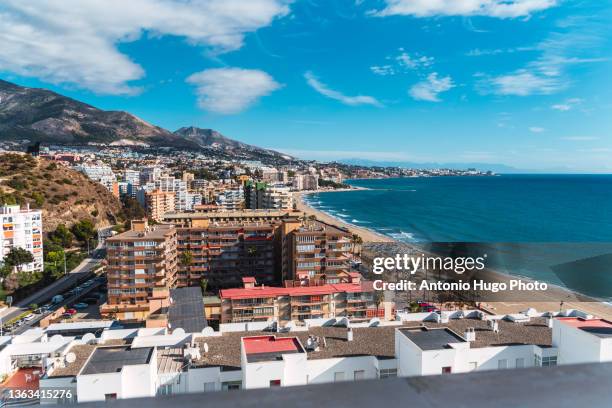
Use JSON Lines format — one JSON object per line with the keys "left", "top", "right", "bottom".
{"left": 373, "top": 0, "right": 557, "bottom": 18}
{"left": 370, "top": 65, "right": 396, "bottom": 76}
{"left": 396, "top": 52, "right": 434, "bottom": 69}
{"left": 304, "top": 72, "right": 382, "bottom": 107}
{"left": 529, "top": 126, "right": 545, "bottom": 133}
{"left": 487, "top": 71, "right": 561, "bottom": 96}
{"left": 480, "top": 18, "right": 607, "bottom": 96}
{"left": 371, "top": 49, "right": 434, "bottom": 76}
{"left": 187, "top": 68, "right": 281, "bottom": 114}
{"left": 0, "top": 0, "right": 289, "bottom": 94}
{"left": 551, "top": 98, "right": 583, "bottom": 111}
{"left": 409, "top": 73, "right": 454, "bottom": 102}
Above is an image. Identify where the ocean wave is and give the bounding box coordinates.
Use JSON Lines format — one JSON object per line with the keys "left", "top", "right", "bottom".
{"left": 388, "top": 231, "right": 417, "bottom": 242}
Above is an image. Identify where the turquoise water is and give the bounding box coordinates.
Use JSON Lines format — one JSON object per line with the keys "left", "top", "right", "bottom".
{"left": 304, "top": 175, "right": 612, "bottom": 300}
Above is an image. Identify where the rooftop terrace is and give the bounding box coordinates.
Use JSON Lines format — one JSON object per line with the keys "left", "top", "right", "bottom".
{"left": 80, "top": 346, "right": 153, "bottom": 375}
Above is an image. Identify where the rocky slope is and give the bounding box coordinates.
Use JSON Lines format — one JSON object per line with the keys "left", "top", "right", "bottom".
{"left": 0, "top": 153, "right": 122, "bottom": 232}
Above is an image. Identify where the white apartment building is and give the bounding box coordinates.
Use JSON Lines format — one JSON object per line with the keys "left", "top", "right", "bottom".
{"left": 215, "top": 187, "right": 244, "bottom": 211}
{"left": 0, "top": 204, "right": 44, "bottom": 272}
{"left": 292, "top": 174, "right": 319, "bottom": 191}
{"left": 138, "top": 177, "right": 202, "bottom": 211}
{"left": 260, "top": 187, "right": 293, "bottom": 210}
{"left": 0, "top": 308, "right": 602, "bottom": 404}
{"left": 75, "top": 164, "right": 117, "bottom": 193}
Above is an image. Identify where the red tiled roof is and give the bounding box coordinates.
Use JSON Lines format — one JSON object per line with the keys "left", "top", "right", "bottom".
{"left": 558, "top": 317, "right": 612, "bottom": 329}
{"left": 220, "top": 282, "right": 373, "bottom": 299}
{"left": 242, "top": 277, "right": 256, "bottom": 283}
{"left": 242, "top": 336, "right": 300, "bottom": 354}
{"left": 1, "top": 368, "right": 41, "bottom": 390}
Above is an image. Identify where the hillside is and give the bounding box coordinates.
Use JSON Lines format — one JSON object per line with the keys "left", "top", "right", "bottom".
{"left": 0, "top": 153, "right": 122, "bottom": 232}
{"left": 0, "top": 80, "right": 292, "bottom": 163}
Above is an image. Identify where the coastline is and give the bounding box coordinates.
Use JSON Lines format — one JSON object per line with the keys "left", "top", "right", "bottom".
{"left": 293, "top": 189, "right": 395, "bottom": 243}
{"left": 294, "top": 188, "right": 612, "bottom": 320}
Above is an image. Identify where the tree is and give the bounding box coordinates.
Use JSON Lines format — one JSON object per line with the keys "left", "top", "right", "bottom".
{"left": 49, "top": 224, "right": 73, "bottom": 248}
{"left": 121, "top": 196, "right": 146, "bottom": 221}
{"left": 200, "top": 278, "right": 208, "bottom": 294}
{"left": 2, "top": 247, "right": 34, "bottom": 273}
{"left": 180, "top": 251, "right": 193, "bottom": 267}
{"left": 71, "top": 219, "right": 96, "bottom": 243}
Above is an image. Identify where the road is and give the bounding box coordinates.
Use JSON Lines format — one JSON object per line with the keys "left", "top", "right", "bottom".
{"left": 0, "top": 227, "right": 111, "bottom": 325}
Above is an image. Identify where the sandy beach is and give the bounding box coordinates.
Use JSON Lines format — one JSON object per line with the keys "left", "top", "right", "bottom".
{"left": 294, "top": 189, "right": 395, "bottom": 243}
{"left": 294, "top": 188, "right": 612, "bottom": 320}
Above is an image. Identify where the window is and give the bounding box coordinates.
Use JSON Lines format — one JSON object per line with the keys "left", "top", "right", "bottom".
{"left": 498, "top": 359, "right": 508, "bottom": 369}
{"left": 203, "top": 382, "right": 215, "bottom": 392}
{"left": 104, "top": 394, "right": 117, "bottom": 401}
{"left": 354, "top": 370, "right": 365, "bottom": 381}
{"left": 159, "top": 385, "right": 172, "bottom": 396}
{"left": 378, "top": 368, "right": 397, "bottom": 379}
{"left": 442, "top": 366, "right": 452, "bottom": 374}
{"left": 269, "top": 380, "right": 281, "bottom": 387}
{"left": 334, "top": 371, "right": 345, "bottom": 382}
{"left": 542, "top": 356, "right": 557, "bottom": 367}
{"left": 222, "top": 381, "right": 241, "bottom": 391}
{"left": 515, "top": 358, "right": 525, "bottom": 368}
{"left": 469, "top": 362, "right": 478, "bottom": 370}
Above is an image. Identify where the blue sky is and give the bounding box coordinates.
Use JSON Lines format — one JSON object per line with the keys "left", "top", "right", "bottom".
{"left": 1, "top": 0, "right": 611, "bottom": 171}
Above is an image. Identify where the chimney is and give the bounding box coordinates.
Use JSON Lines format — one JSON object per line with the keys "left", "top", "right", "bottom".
{"left": 464, "top": 327, "right": 476, "bottom": 342}
{"left": 488, "top": 320, "right": 500, "bottom": 333}
{"left": 131, "top": 219, "right": 148, "bottom": 232}
{"left": 347, "top": 328, "right": 353, "bottom": 342}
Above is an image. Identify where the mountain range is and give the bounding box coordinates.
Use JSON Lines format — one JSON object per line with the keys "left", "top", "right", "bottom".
{"left": 0, "top": 79, "right": 289, "bottom": 161}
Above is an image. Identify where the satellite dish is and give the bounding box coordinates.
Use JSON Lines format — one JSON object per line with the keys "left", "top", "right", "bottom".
{"left": 173, "top": 328, "right": 185, "bottom": 336}
{"left": 50, "top": 334, "right": 64, "bottom": 343}
{"left": 65, "top": 352, "right": 77, "bottom": 363}
{"left": 82, "top": 333, "right": 96, "bottom": 344}
{"left": 201, "top": 327, "right": 214, "bottom": 336}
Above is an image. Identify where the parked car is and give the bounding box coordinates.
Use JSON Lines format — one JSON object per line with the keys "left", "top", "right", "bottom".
{"left": 73, "top": 303, "right": 88, "bottom": 309}
{"left": 65, "top": 308, "right": 77, "bottom": 315}
{"left": 62, "top": 313, "right": 73, "bottom": 319}
{"left": 51, "top": 295, "right": 64, "bottom": 304}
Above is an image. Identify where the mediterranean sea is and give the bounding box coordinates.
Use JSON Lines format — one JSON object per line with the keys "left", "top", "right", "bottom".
{"left": 303, "top": 175, "right": 612, "bottom": 300}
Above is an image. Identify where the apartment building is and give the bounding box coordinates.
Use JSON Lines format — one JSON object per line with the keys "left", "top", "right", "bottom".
{"left": 282, "top": 220, "right": 352, "bottom": 283}
{"left": 138, "top": 176, "right": 202, "bottom": 212}
{"left": 145, "top": 190, "right": 176, "bottom": 222}
{"left": 220, "top": 277, "right": 378, "bottom": 324}
{"left": 0, "top": 204, "right": 43, "bottom": 273}
{"left": 13, "top": 308, "right": 606, "bottom": 403}
{"left": 246, "top": 182, "right": 293, "bottom": 210}
{"left": 292, "top": 174, "right": 319, "bottom": 191}
{"left": 75, "top": 164, "right": 118, "bottom": 197}
{"left": 214, "top": 187, "right": 244, "bottom": 211}
{"left": 170, "top": 212, "right": 283, "bottom": 288}
{"left": 101, "top": 220, "right": 178, "bottom": 320}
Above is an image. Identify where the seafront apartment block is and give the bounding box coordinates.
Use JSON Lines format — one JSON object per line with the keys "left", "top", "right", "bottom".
{"left": 220, "top": 276, "right": 380, "bottom": 324}
{"left": 101, "top": 211, "right": 355, "bottom": 322}
{"left": 0, "top": 204, "right": 43, "bottom": 273}
{"left": 101, "top": 220, "right": 178, "bottom": 320}
{"left": 282, "top": 219, "right": 353, "bottom": 283}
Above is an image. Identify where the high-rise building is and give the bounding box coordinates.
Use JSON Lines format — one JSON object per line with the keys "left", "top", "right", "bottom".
{"left": 145, "top": 190, "right": 176, "bottom": 222}
{"left": 0, "top": 204, "right": 43, "bottom": 273}
{"left": 282, "top": 220, "right": 352, "bottom": 284}
{"left": 292, "top": 174, "right": 319, "bottom": 191}
{"left": 101, "top": 220, "right": 178, "bottom": 320}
